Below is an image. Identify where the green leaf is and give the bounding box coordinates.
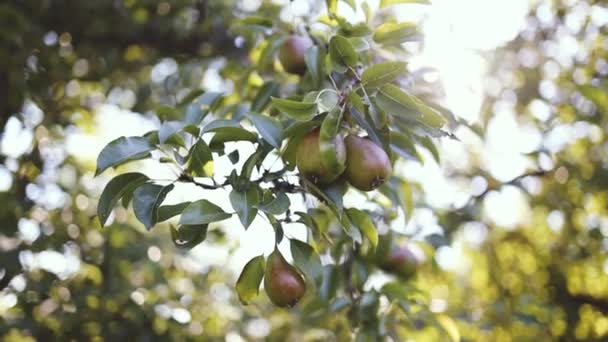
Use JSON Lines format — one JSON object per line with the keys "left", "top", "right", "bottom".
{"left": 349, "top": 37, "right": 370, "bottom": 52}
{"left": 240, "top": 145, "right": 272, "bottom": 182}
{"left": 230, "top": 187, "right": 261, "bottom": 229}
{"left": 341, "top": 0, "right": 357, "bottom": 11}
{"left": 349, "top": 106, "right": 385, "bottom": 150}
{"left": 178, "top": 89, "right": 205, "bottom": 106}
{"left": 329, "top": 35, "right": 358, "bottom": 67}
{"left": 235, "top": 255, "right": 265, "bottom": 305}
{"left": 302, "top": 179, "right": 354, "bottom": 237}
{"left": 159, "top": 121, "right": 184, "bottom": 145}
{"left": 248, "top": 112, "right": 284, "bottom": 149}
{"left": 304, "top": 46, "right": 324, "bottom": 87}
{"left": 133, "top": 183, "right": 174, "bottom": 230}
{"left": 390, "top": 131, "right": 422, "bottom": 162}
{"left": 379, "top": 177, "right": 414, "bottom": 223}
{"left": 158, "top": 202, "right": 191, "bottom": 222}
{"left": 376, "top": 84, "right": 446, "bottom": 128}
{"left": 361, "top": 62, "right": 407, "bottom": 89}
{"left": 373, "top": 22, "right": 420, "bottom": 46}
{"left": 417, "top": 135, "right": 440, "bottom": 163}
{"left": 326, "top": 0, "right": 337, "bottom": 14}
{"left": 170, "top": 224, "right": 208, "bottom": 249}
{"left": 184, "top": 92, "right": 223, "bottom": 125}
{"left": 319, "top": 265, "right": 340, "bottom": 301}
{"left": 362, "top": 2, "right": 372, "bottom": 22}
{"left": 380, "top": 0, "right": 431, "bottom": 7}
{"left": 238, "top": 16, "right": 273, "bottom": 28}
{"left": 227, "top": 150, "right": 239, "bottom": 164}
{"left": 204, "top": 120, "right": 257, "bottom": 148}
{"left": 271, "top": 97, "right": 317, "bottom": 121}
{"left": 95, "top": 136, "right": 155, "bottom": 175}
{"left": 251, "top": 82, "right": 280, "bottom": 112}
{"left": 98, "top": 173, "right": 149, "bottom": 226}
{"left": 186, "top": 140, "right": 213, "bottom": 177}
{"left": 290, "top": 239, "right": 323, "bottom": 284}
{"left": 346, "top": 208, "right": 378, "bottom": 250}
{"left": 257, "top": 192, "right": 290, "bottom": 215}
{"left": 180, "top": 199, "right": 231, "bottom": 225}
{"left": 319, "top": 108, "right": 346, "bottom": 175}
{"left": 304, "top": 90, "right": 339, "bottom": 113}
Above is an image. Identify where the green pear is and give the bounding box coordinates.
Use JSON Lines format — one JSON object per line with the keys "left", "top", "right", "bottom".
{"left": 344, "top": 135, "right": 392, "bottom": 191}
{"left": 264, "top": 249, "right": 306, "bottom": 307}
{"left": 278, "top": 35, "right": 313, "bottom": 75}
{"left": 296, "top": 128, "right": 346, "bottom": 185}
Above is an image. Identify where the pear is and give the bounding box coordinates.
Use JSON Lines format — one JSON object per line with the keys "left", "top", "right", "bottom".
{"left": 279, "top": 35, "right": 313, "bottom": 75}
{"left": 296, "top": 128, "right": 346, "bottom": 185}
{"left": 344, "top": 135, "right": 392, "bottom": 191}
{"left": 264, "top": 249, "right": 306, "bottom": 307}
{"left": 379, "top": 244, "right": 422, "bottom": 279}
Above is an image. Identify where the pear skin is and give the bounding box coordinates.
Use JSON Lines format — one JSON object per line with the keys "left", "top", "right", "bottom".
{"left": 264, "top": 249, "right": 306, "bottom": 307}
{"left": 344, "top": 135, "right": 392, "bottom": 191}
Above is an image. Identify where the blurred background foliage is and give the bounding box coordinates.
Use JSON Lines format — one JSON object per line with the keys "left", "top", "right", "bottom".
{"left": 0, "top": 0, "right": 607, "bottom": 341}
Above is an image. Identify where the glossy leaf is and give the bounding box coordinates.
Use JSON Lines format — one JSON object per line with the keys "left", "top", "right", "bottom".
{"left": 170, "top": 224, "right": 208, "bottom": 249}
{"left": 251, "top": 82, "right": 279, "bottom": 112}
{"left": 270, "top": 97, "right": 317, "bottom": 121}
{"left": 361, "top": 62, "right": 407, "bottom": 89}
{"left": 230, "top": 187, "right": 261, "bottom": 229}
{"left": 133, "top": 183, "right": 174, "bottom": 230}
{"left": 159, "top": 121, "right": 184, "bottom": 145}
{"left": 329, "top": 35, "right": 358, "bottom": 67}
{"left": 179, "top": 199, "right": 231, "bottom": 225}
{"left": 319, "top": 108, "right": 346, "bottom": 175}
{"left": 290, "top": 239, "right": 323, "bottom": 283}
{"left": 376, "top": 84, "right": 446, "bottom": 128}
{"left": 373, "top": 22, "right": 420, "bottom": 46}
{"left": 186, "top": 140, "right": 213, "bottom": 177}
{"left": 257, "top": 192, "right": 290, "bottom": 215}
{"left": 235, "top": 255, "right": 265, "bottom": 305}
{"left": 390, "top": 131, "right": 421, "bottom": 162}
{"left": 184, "top": 92, "right": 223, "bottom": 125}
{"left": 346, "top": 208, "right": 378, "bottom": 249}
{"left": 95, "top": 136, "right": 155, "bottom": 175}
{"left": 304, "top": 46, "right": 323, "bottom": 87}
{"left": 248, "top": 112, "right": 283, "bottom": 149}
{"left": 98, "top": 173, "right": 149, "bottom": 226}
{"left": 158, "top": 202, "right": 191, "bottom": 222}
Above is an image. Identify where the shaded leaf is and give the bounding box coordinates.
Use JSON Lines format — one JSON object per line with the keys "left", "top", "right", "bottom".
{"left": 236, "top": 255, "right": 265, "bottom": 305}
{"left": 319, "top": 108, "right": 346, "bottom": 175}
{"left": 257, "top": 192, "right": 290, "bottom": 215}
{"left": 346, "top": 208, "right": 378, "bottom": 249}
{"left": 180, "top": 199, "right": 231, "bottom": 225}
{"left": 158, "top": 202, "right": 191, "bottom": 222}
{"left": 249, "top": 112, "right": 284, "bottom": 149}
{"left": 230, "top": 187, "right": 261, "bottom": 229}
{"left": 96, "top": 137, "right": 155, "bottom": 175}
{"left": 184, "top": 92, "right": 223, "bottom": 125}
{"left": 291, "top": 239, "right": 323, "bottom": 284}
{"left": 271, "top": 97, "right": 317, "bottom": 121}
{"left": 133, "top": 183, "right": 175, "bottom": 230}
{"left": 186, "top": 139, "right": 213, "bottom": 177}
{"left": 251, "top": 82, "right": 280, "bottom": 112}
{"left": 390, "top": 131, "right": 422, "bottom": 162}
{"left": 98, "top": 173, "right": 149, "bottom": 226}
{"left": 170, "top": 224, "right": 208, "bottom": 249}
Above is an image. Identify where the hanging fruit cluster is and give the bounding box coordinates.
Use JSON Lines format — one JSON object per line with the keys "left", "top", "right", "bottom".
{"left": 94, "top": 1, "right": 454, "bottom": 335}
